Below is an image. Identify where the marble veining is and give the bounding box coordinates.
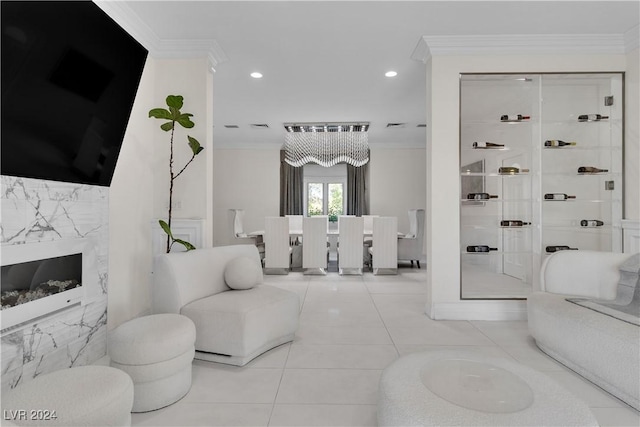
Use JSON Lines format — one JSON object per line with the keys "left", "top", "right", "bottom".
{"left": 1, "top": 176, "right": 109, "bottom": 391}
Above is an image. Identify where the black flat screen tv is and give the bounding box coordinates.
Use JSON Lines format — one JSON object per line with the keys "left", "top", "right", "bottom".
{"left": 1, "top": 1, "right": 148, "bottom": 186}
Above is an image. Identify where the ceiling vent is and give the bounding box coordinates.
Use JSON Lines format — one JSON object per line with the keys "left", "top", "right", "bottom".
{"left": 224, "top": 125, "right": 239, "bottom": 129}
{"left": 250, "top": 123, "right": 270, "bottom": 129}
{"left": 386, "top": 123, "right": 406, "bottom": 128}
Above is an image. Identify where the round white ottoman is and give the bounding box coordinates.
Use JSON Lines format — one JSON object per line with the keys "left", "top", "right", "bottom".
{"left": 109, "top": 313, "right": 196, "bottom": 412}
{"left": 1, "top": 365, "right": 133, "bottom": 426}
{"left": 378, "top": 351, "right": 598, "bottom": 426}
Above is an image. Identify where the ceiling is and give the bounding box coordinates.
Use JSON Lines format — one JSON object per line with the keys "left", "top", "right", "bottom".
{"left": 118, "top": 1, "right": 639, "bottom": 149}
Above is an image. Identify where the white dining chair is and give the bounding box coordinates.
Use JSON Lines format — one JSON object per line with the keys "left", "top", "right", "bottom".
{"left": 398, "top": 209, "right": 425, "bottom": 268}
{"left": 361, "top": 214, "right": 378, "bottom": 269}
{"left": 229, "top": 209, "right": 265, "bottom": 262}
{"left": 302, "top": 216, "right": 329, "bottom": 275}
{"left": 285, "top": 215, "right": 304, "bottom": 235}
{"left": 362, "top": 215, "right": 378, "bottom": 236}
{"left": 285, "top": 214, "right": 304, "bottom": 268}
{"left": 338, "top": 216, "right": 364, "bottom": 275}
{"left": 264, "top": 216, "right": 291, "bottom": 275}
{"left": 368, "top": 216, "right": 398, "bottom": 275}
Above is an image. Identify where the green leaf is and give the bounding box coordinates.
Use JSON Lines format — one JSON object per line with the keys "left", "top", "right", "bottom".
{"left": 174, "top": 238, "right": 196, "bottom": 251}
{"left": 169, "top": 106, "right": 181, "bottom": 120}
{"left": 160, "top": 122, "right": 174, "bottom": 131}
{"left": 177, "top": 114, "right": 195, "bottom": 129}
{"left": 166, "top": 95, "right": 184, "bottom": 110}
{"left": 148, "top": 108, "right": 172, "bottom": 120}
{"left": 159, "top": 220, "right": 173, "bottom": 238}
{"left": 187, "top": 136, "right": 204, "bottom": 155}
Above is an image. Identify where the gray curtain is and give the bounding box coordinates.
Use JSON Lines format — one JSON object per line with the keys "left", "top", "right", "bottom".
{"left": 279, "top": 150, "right": 303, "bottom": 215}
{"left": 347, "top": 160, "right": 369, "bottom": 216}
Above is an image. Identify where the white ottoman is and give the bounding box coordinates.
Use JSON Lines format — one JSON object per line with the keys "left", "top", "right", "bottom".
{"left": 109, "top": 313, "right": 196, "bottom": 413}
{"left": 1, "top": 365, "right": 133, "bottom": 426}
{"left": 378, "top": 351, "right": 598, "bottom": 426}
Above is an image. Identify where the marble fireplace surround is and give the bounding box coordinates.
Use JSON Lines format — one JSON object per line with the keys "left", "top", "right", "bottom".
{"left": 1, "top": 176, "right": 109, "bottom": 391}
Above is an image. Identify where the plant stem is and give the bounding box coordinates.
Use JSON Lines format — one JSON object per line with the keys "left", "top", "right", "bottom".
{"left": 174, "top": 154, "right": 197, "bottom": 180}
{"left": 166, "top": 123, "right": 176, "bottom": 253}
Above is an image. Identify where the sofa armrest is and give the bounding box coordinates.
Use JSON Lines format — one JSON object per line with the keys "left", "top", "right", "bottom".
{"left": 540, "top": 250, "right": 631, "bottom": 299}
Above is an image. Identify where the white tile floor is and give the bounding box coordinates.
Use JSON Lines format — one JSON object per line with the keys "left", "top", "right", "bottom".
{"left": 132, "top": 269, "right": 640, "bottom": 427}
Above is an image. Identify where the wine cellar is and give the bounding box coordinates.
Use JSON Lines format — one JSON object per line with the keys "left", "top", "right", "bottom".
{"left": 460, "top": 73, "right": 624, "bottom": 299}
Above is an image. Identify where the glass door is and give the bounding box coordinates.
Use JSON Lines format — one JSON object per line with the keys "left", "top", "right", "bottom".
{"left": 460, "top": 74, "right": 538, "bottom": 299}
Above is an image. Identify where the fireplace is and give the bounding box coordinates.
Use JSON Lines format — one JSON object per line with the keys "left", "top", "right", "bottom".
{"left": 1, "top": 239, "right": 95, "bottom": 331}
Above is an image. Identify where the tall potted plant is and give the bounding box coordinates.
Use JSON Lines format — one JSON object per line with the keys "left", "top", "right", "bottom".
{"left": 149, "top": 95, "right": 204, "bottom": 252}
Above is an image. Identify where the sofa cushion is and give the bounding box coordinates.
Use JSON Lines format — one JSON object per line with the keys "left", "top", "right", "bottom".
{"left": 224, "top": 256, "right": 263, "bottom": 290}
{"left": 181, "top": 284, "right": 299, "bottom": 357}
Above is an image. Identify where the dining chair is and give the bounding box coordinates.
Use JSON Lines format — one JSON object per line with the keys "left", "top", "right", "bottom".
{"left": 397, "top": 209, "right": 425, "bottom": 268}
{"left": 229, "top": 209, "right": 265, "bottom": 262}
{"left": 264, "top": 216, "right": 291, "bottom": 275}
{"left": 368, "top": 216, "right": 398, "bottom": 275}
{"left": 362, "top": 214, "right": 378, "bottom": 269}
{"left": 338, "top": 216, "right": 364, "bottom": 275}
{"left": 302, "top": 216, "right": 329, "bottom": 275}
{"left": 285, "top": 214, "right": 304, "bottom": 268}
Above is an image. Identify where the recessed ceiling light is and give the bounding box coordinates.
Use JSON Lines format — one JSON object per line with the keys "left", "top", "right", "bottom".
{"left": 250, "top": 72, "right": 263, "bottom": 79}
{"left": 385, "top": 71, "right": 398, "bottom": 77}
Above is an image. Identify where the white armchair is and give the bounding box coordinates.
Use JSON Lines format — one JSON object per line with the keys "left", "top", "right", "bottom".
{"left": 398, "top": 209, "right": 425, "bottom": 268}
{"left": 153, "top": 245, "right": 299, "bottom": 366}
{"left": 338, "top": 215, "right": 364, "bottom": 275}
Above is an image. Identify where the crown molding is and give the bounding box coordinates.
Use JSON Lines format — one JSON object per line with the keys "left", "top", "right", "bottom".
{"left": 411, "top": 33, "right": 628, "bottom": 63}
{"left": 625, "top": 25, "right": 640, "bottom": 52}
{"left": 93, "top": 1, "right": 228, "bottom": 71}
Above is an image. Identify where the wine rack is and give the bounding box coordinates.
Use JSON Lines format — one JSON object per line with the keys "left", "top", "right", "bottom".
{"left": 460, "top": 73, "right": 624, "bottom": 300}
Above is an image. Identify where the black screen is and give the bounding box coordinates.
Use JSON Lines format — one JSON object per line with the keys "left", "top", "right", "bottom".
{"left": 1, "top": 1, "right": 148, "bottom": 186}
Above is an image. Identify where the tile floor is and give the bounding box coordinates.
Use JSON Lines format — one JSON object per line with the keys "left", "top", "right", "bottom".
{"left": 132, "top": 269, "right": 640, "bottom": 427}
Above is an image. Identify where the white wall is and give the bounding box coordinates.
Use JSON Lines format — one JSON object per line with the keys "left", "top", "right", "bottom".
{"left": 369, "top": 147, "right": 427, "bottom": 234}
{"left": 425, "top": 53, "right": 628, "bottom": 320}
{"left": 108, "top": 57, "right": 212, "bottom": 330}
{"left": 212, "top": 148, "right": 281, "bottom": 246}
{"left": 211, "top": 146, "right": 427, "bottom": 248}
{"left": 152, "top": 59, "right": 211, "bottom": 222}
{"left": 108, "top": 57, "right": 156, "bottom": 329}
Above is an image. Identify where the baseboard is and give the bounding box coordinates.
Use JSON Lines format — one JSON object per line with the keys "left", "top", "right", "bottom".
{"left": 430, "top": 300, "right": 528, "bottom": 321}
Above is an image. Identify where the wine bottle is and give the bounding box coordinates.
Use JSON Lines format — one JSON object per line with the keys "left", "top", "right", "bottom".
{"left": 501, "top": 114, "right": 530, "bottom": 122}
{"left": 578, "top": 166, "right": 608, "bottom": 174}
{"left": 544, "top": 193, "right": 576, "bottom": 200}
{"left": 467, "top": 193, "right": 498, "bottom": 200}
{"left": 580, "top": 219, "right": 604, "bottom": 227}
{"left": 467, "top": 245, "right": 498, "bottom": 253}
{"left": 473, "top": 141, "right": 504, "bottom": 149}
{"left": 578, "top": 114, "right": 609, "bottom": 122}
{"left": 500, "top": 220, "right": 531, "bottom": 227}
{"left": 544, "top": 140, "right": 576, "bottom": 147}
{"left": 498, "top": 166, "right": 529, "bottom": 174}
{"left": 546, "top": 245, "right": 578, "bottom": 253}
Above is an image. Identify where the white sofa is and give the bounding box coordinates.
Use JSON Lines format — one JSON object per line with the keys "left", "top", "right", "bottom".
{"left": 153, "top": 245, "right": 299, "bottom": 366}
{"left": 527, "top": 250, "right": 640, "bottom": 410}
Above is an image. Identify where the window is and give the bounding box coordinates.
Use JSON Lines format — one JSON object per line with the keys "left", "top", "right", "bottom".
{"left": 304, "top": 164, "right": 347, "bottom": 221}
